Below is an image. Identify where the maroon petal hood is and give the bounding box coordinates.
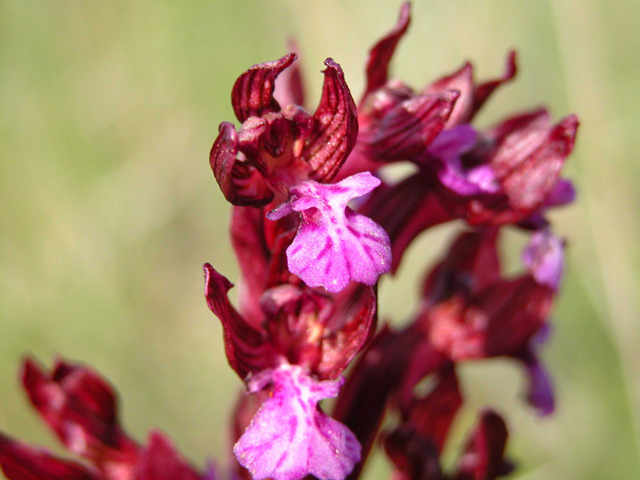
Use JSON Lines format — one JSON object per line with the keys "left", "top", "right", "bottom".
{"left": 203, "top": 264, "right": 273, "bottom": 380}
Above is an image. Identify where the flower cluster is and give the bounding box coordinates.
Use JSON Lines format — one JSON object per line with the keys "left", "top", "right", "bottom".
{"left": 0, "top": 3, "right": 577, "bottom": 480}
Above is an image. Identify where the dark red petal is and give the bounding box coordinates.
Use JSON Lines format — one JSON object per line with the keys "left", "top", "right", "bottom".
{"left": 274, "top": 39, "right": 306, "bottom": 108}
{"left": 383, "top": 426, "right": 444, "bottom": 480}
{"left": 363, "top": 174, "right": 455, "bottom": 273}
{"left": 203, "top": 264, "right": 273, "bottom": 379}
{"left": 138, "top": 431, "right": 202, "bottom": 480}
{"left": 209, "top": 122, "right": 274, "bottom": 207}
{"left": 303, "top": 58, "right": 359, "bottom": 182}
{"left": 21, "top": 358, "right": 139, "bottom": 467}
{"left": 499, "top": 115, "right": 579, "bottom": 213}
{"left": 363, "top": 2, "right": 411, "bottom": 99}
{"left": 470, "top": 51, "right": 517, "bottom": 119}
{"left": 231, "top": 53, "right": 296, "bottom": 122}
{"left": 0, "top": 433, "right": 101, "bottom": 480}
{"left": 454, "top": 411, "right": 514, "bottom": 480}
{"left": 317, "top": 285, "right": 377, "bottom": 379}
{"left": 422, "top": 229, "right": 501, "bottom": 305}
{"left": 426, "top": 62, "right": 474, "bottom": 127}
{"left": 478, "top": 276, "right": 554, "bottom": 357}
{"left": 405, "top": 368, "right": 462, "bottom": 453}
{"left": 365, "top": 91, "right": 459, "bottom": 161}
{"left": 333, "top": 327, "right": 423, "bottom": 480}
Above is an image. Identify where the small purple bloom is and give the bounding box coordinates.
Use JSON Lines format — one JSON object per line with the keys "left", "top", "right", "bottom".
{"left": 267, "top": 172, "right": 391, "bottom": 293}
{"left": 426, "top": 125, "right": 500, "bottom": 196}
{"left": 522, "top": 230, "right": 565, "bottom": 291}
{"left": 234, "top": 364, "right": 361, "bottom": 480}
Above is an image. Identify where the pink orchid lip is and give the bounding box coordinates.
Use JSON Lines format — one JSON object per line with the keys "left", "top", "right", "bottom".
{"left": 267, "top": 172, "right": 391, "bottom": 293}
{"left": 234, "top": 364, "right": 361, "bottom": 480}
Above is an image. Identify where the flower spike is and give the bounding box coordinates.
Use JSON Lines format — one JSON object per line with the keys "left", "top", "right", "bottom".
{"left": 267, "top": 172, "right": 391, "bottom": 293}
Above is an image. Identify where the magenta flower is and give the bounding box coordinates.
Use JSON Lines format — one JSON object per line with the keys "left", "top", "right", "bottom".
{"left": 267, "top": 172, "right": 391, "bottom": 292}
{"left": 234, "top": 364, "right": 360, "bottom": 480}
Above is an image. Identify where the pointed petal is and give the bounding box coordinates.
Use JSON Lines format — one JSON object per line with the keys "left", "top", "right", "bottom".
{"left": 317, "top": 285, "right": 377, "bottom": 379}
{"left": 454, "top": 411, "right": 514, "bottom": 480}
{"left": 366, "top": 92, "right": 459, "bottom": 161}
{"left": 0, "top": 433, "right": 100, "bottom": 480}
{"left": 274, "top": 40, "right": 306, "bottom": 108}
{"left": 267, "top": 173, "right": 391, "bottom": 293}
{"left": 470, "top": 51, "right": 517, "bottom": 119}
{"left": 522, "top": 230, "right": 565, "bottom": 291}
{"left": 426, "top": 62, "right": 474, "bottom": 127}
{"left": 203, "top": 264, "right": 273, "bottom": 379}
{"left": 210, "top": 122, "right": 274, "bottom": 206}
{"left": 138, "top": 431, "right": 202, "bottom": 480}
{"left": 234, "top": 365, "right": 361, "bottom": 480}
{"left": 232, "top": 54, "right": 297, "bottom": 122}
{"left": 363, "top": 2, "right": 411, "bottom": 98}
{"left": 303, "top": 59, "right": 359, "bottom": 182}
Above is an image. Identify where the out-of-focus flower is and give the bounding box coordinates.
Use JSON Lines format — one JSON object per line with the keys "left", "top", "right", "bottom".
{"left": 0, "top": 358, "right": 209, "bottom": 480}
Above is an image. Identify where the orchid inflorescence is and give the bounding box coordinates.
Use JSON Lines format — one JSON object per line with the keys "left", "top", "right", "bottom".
{"left": 0, "top": 3, "right": 578, "bottom": 480}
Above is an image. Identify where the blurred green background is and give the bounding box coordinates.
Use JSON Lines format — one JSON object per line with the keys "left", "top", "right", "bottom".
{"left": 1, "top": 0, "right": 639, "bottom": 478}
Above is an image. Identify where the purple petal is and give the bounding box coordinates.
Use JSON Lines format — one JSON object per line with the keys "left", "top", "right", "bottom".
{"left": 266, "top": 173, "right": 391, "bottom": 293}
{"left": 234, "top": 364, "right": 361, "bottom": 480}
{"left": 521, "top": 349, "right": 555, "bottom": 416}
{"left": 274, "top": 39, "right": 306, "bottom": 109}
{"left": 543, "top": 178, "right": 576, "bottom": 208}
{"left": 363, "top": 2, "right": 411, "bottom": 98}
{"left": 425, "top": 62, "right": 474, "bottom": 128}
{"left": 522, "top": 230, "right": 565, "bottom": 291}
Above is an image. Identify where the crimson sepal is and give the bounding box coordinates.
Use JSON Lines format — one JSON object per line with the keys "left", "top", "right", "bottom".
{"left": 467, "top": 113, "right": 579, "bottom": 225}
{"left": 363, "top": 2, "right": 411, "bottom": 99}
{"left": 0, "top": 433, "right": 100, "bottom": 480}
{"left": 454, "top": 411, "right": 514, "bottom": 480}
{"left": 317, "top": 284, "right": 377, "bottom": 379}
{"left": 138, "top": 431, "right": 202, "bottom": 480}
{"left": 210, "top": 122, "right": 274, "bottom": 207}
{"left": 425, "top": 51, "right": 517, "bottom": 128}
{"left": 422, "top": 229, "right": 500, "bottom": 305}
{"left": 304, "top": 59, "right": 359, "bottom": 182}
{"left": 364, "top": 92, "right": 459, "bottom": 161}
{"left": 403, "top": 368, "right": 462, "bottom": 454}
{"left": 231, "top": 53, "right": 296, "bottom": 122}
{"left": 203, "top": 264, "right": 273, "bottom": 380}
{"left": 21, "top": 358, "right": 139, "bottom": 467}
{"left": 471, "top": 51, "right": 517, "bottom": 119}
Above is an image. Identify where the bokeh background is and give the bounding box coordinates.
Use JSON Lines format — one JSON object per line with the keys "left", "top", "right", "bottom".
{"left": 2, "top": 0, "right": 639, "bottom": 478}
